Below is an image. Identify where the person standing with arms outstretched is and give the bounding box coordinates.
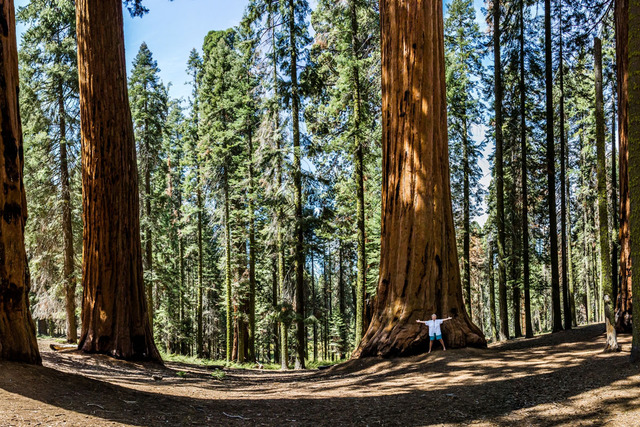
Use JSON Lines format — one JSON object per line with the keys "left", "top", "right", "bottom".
{"left": 417, "top": 314, "right": 452, "bottom": 353}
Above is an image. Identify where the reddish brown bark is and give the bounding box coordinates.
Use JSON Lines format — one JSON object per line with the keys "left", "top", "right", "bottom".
{"left": 353, "top": 0, "right": 485, "bottom": 358}
{"left": 76, "top": 0, "right": 160, "bottom": 361}
{"left": 0, "top": 0, "right": 41, "bottom": 365}
{"left": 616, "top": 0, "right": 633, "bottom": 333}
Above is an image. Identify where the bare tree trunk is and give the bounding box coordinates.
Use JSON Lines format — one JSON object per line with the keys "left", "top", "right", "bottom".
{"left": 463, "top": 120, "right": 472, "bottom": 320}
{"left": 544, "top": 0, "right": 562, "bottom": 333}
{"left": 76, "top": 0, "right": 159, "bottom": 361}
{"left": 494, "top": 0, "right": 509, "bottom": 341}
{"left": 289, "top": 0, "right": 305, "bottom": 370}
{"left": 248, "top": 128, "right": 256, "bottom": 362}
{"left": 59, "top": 82, "right": 77, "bottom": 344}
{"left": 489, "top": 242, "right": 497, "bottom": 341}
{"left": 0, "top": 0, "right": 41, "bottom": 364}
{"left": 558, "top": 3, "right": 571, "bottom": 331}
{"left": 519, "top": 0, "right": 533, "bottom": 338}
{"left": 595, "top": 38, "right": 618, "bottom": 352}
{"left": 196, "top": 169, "right": 204, "bottom": 356}
{"left": 567, "top": 156, "right": 577, "bottom": 327}
{"left": 311, "top": 252, "right": 317, "bottom": 362}
{"left": 271, "top": 258, "right": 279, "bottom": 363}
{"left": 224, "top": 178, "right": 232, "bottom": 362}
{"left": 616, "top": 0, "right": 633, "bottom": 333}
{"left": 628, "top": 0, "right": 640, "bottom": 363}
{"left": 611, "top": 81, "right": 619, "bottom": 314}
{"left": 350, "top": 0, "right": 367, "bottom": 349}
{"left": 144, "top": 116, "right": 153, "bottom": 332}
{"left": 353, "top": 0, "right": 485, "bottom": 358}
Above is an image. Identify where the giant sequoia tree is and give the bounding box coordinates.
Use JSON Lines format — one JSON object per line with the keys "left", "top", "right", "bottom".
{"left": 353, "top": 0, "right": 485, "bottom": 357}
{"left": 76, "top": 0, "right": 160, "bottom": 361}
{"left": 617, "top": 0, "right": 633, "bottom": 334}
{"left": 629, "top": 0, "right": 640, "bottom": 363}
{"left": 0, "top": 0, "right": 41, "bottom": 364}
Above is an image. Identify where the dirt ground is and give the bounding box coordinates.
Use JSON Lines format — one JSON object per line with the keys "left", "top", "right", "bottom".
{"left": 0, "top": 324, "right": 638, "bottom": 426}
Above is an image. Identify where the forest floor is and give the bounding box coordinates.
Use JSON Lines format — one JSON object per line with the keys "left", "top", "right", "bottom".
{"left": 0, "top": 324, "right": 638, "bottom": 426}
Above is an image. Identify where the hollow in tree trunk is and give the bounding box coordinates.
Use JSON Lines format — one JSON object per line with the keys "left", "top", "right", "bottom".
{"left": 0, "top": 0, "right": 41, "bottom": 365}
{"left": 353, "top": 0, "right": 486, "bottom": 358}
{"left": 76, "top": 0, "right": 160, "bottom": 361}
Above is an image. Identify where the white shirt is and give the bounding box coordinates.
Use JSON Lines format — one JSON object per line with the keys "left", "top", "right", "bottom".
{"left": 426, "top": 319, "right": 444, "bottom": 336}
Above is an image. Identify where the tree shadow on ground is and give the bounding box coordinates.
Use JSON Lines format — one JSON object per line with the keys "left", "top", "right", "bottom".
{"left": 0, "top": 324, "right": 638, "bottom": 426}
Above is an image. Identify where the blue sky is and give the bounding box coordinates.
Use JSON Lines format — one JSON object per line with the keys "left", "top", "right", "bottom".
{"left": 15, "top": 0, "right": 491, "bottom": 224}
{"left": 15, "top": 0, "right": 250, "bottom": 101}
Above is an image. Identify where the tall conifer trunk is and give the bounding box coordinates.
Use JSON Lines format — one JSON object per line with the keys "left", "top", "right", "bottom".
{"left": 519, "top": 0, "right": 533, "bottom": 338}
{"left": 0, "top": 0, "right": 41, "bottom": 364}
{"left": 289, "top": 0, "right": 305, "bottom": 370}
{"left": 350, "top": 0, "right": 367, "bottom": 349}
{"left": 463, "top": 120, "right": 472, "bottom": 320}
{"left": 59, "top": 81, "right": 77, "bottom": 344}
{"left": 494, "top": 0, "right": 509, "bottom": 341}
{"left": 558, "top": 3, "right": 571, "bottom": 331}
{"left": 353, "top": 0, "right": 485, "bottom": 357}
{"left": 627, "top": 0, "right": 640, "bottom": 362}
{"left": 611, "top": 82, "right": 619, "bottom": 312}
{"left": 76, "top": 0, "right": 159, "bottom": 361}
{"left": 616, "top": 0, "right": 633, "bottom": 333}
{"left": 544, "top": 0, "right": 562, "bottom": 333}
{"left": 595, "top": 37, "right": 618, "bottom": 352}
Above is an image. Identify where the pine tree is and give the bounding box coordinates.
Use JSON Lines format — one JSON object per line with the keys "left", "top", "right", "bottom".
{"left": 444, "top": 0, "right": 485, "bottom": 321}
{"left": 18, "top": 0, "right": 79, "bottom": 344}
{"left": 308, "top": 0, "right": 379, "bottom": 349}
{"left": 129, "top": 42, "right": 169, "bottom": 332}
{"left": 492, "top": 0, "right": 509, "bottom": 341}
{"left": 200, "top": 29, "right": 242, "bottom": 362}
{"left": 545, "top": 0, "right": 563, "bottom": 333}
{"left": 594, "top": 37, "right": 618, "bottom": 352}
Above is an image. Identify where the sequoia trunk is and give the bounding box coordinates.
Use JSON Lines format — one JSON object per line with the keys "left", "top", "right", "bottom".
{"left": 0, "top": 0, "right": 41, "bottom": 364}
{"left": 353, "top": 0, "right": 486, "bottom": 358}
{"left": 616, "top": 0, "right": 633, "bottom": 333}
{"left": 76, "top": 0, "right": 160, "bottom": 361}
{"left": 628, "top": 0, "right": 640, "bottom": 362}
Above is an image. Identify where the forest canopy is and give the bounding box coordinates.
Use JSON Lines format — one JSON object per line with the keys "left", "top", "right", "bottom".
{"left": 1, "top": 0, "right": 637, "bottom": 369}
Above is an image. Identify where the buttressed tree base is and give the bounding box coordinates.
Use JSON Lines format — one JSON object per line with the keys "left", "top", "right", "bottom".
{"left": 354, "top": 0, "right": 486, "bottom": 358}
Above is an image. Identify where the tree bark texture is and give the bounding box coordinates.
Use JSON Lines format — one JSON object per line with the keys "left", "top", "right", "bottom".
{"left": 0, "top": 0, "right": 41, "bottom": 364}
{"left": 595, "top": 37, "right": 618, "bottom": 352}
{"left": 628, "top": 0, "right": 640, "bottom": 362}
{"left": 353, "top": 0, "right": 486, "bottom": 358}
{"left": 59, "top": 82, "right": 77, "bottom": 344}
{"left": 493, "top": 0, "right": 509, "bottom": 341}
{"left": 76, "top": 0, "right": 160, "bottom": 361}
{"left": 617, "top": 0, "right": 633, "bottom": 334}
{"left": 545, "top": 0, "right": 562, "bottom": 333}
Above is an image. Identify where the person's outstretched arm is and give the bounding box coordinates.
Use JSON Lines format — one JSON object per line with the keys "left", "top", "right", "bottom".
{"left": 442, "top": 317, "right": 452, "bottom": 322}
{"left": 416, "top": 320, "right": 427, "bottom": 324}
